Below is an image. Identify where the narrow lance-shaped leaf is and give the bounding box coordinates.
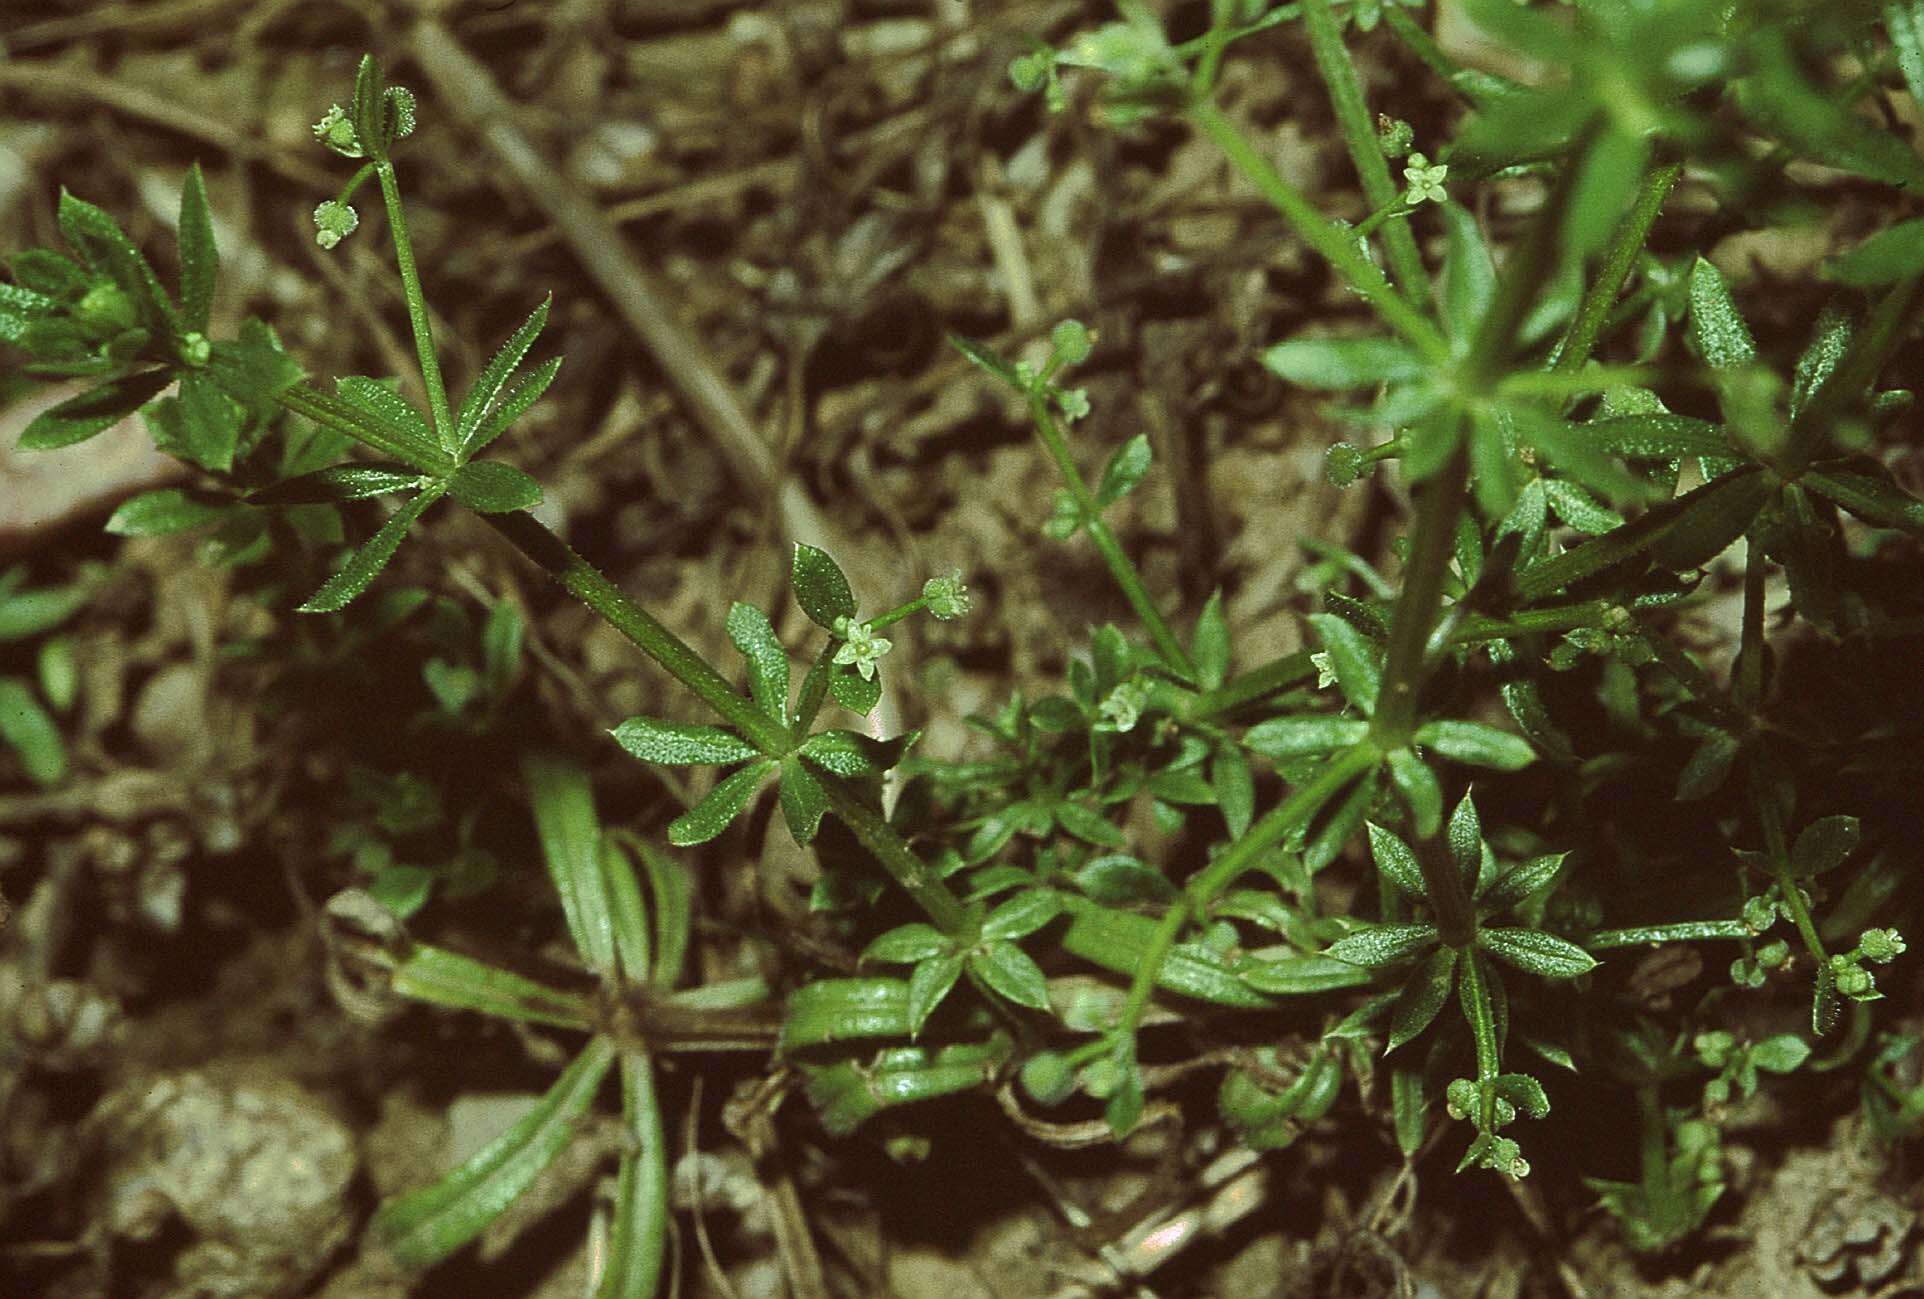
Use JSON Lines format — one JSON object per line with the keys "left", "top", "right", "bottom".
{"left": 247, "top": 464, "right": 426, "bottom": 506}
{"left": 597, "top": 1052, "right": 668, "bottom": 1299}
{"left": 667, "top": 760, "right": 774, "bottom": 847}
{"left": 457, "top": 295, "right": 551, "bottom": 449}
{"left": 1095, "top": 434, "right": 1152, "bottom": 507}
{"left": 780, "top": 977, "right": 911, "bottom": 1049}
{"left": 1368, "top": 822, "right": 1429, "bottom": 901}
{"left": 19, "top": 369, "right": 172, "bottom": 450}
{"left": 1263, "top": 335, "right": 1423, "bottom": 388}
{"left": 450, "top": 460, "right": 543, "bottom": 514}
{"left": 777, "top": 760, "right": 828, "bottom": 845}
{"left": 726, "top": 602, "right": 790, "bottom": 725}
{"left": 390, "top": 944, "right": 593, "bottom": 1030}
{"left": 0, "top": 677, "right": 66, "bottom": 786}
{"left": 1244, "top": 715, "right": 1370, "bottom": 758}
{"left": 1414, "top": 719, "right": 1536, "bottom": 771}
{"left": 1308, "top": 613, "right": 1381, "bottom": 716}
{"left": 464, "top": 355, "right": 561, "bottom": 457}
{"left": 611, "top": 718, "right": 760, "bottom": 765}
{"left": 971, "top": 942, "right": 1051, "bottom": 1011}
{"left": 1388, "top": 947, "right": 1459, "bottom": 1051}
{"left": 176, "top": 162, "right": 217, "bottom": 333}
{"left": 57, "top": 189, "right": 173, "bottom": 330}
{"left": 1325, "top": 922, "right": 1440, "bottom": 968}
{"left": 105, "top": 488, "right": 229, "bottom": 537}
{"left": 1687, "top": 257, "right": 1755, "bottom": 369}
{"left": 523, "top": 751, "right": 616, "bottom": 975}
{"left": 1386, "top": 748, "right": 1443, "bottom": 838}
{"left": 374, "top": 1036, "right": 616, "bottom": 1268}
{"left": 298, "top": 485, "right": 446, "bottom": 614}
{"left": 1476, "top": 927, "right": 1597, "bottom": 979}
{"left": 339, "top": 376, "right": 436, "bottom": 457}
{"left": 1803, "top": 463, "right": 1924, "bottom": 536}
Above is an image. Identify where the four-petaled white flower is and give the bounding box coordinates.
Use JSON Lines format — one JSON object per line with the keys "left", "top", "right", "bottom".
{"left": 1099, "top": 679, "right": 1150, "bottom": 733}
{"left": 1402, "top": 153, "right": 1449, "bottom": 206}
{"left": 832, "top": 616, "right": 892, "bottom": 681}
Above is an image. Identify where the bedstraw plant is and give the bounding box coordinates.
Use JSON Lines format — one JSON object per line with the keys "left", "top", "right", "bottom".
{"left": 6, "top": 0, "right": 1924, "bottom": 1288}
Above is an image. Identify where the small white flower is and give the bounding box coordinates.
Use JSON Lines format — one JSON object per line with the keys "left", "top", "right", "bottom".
{"left": 312, "top": 104, "right": 362, "bottom": 157}
{"left": 1311, "top": 650, "right": 1338, "bottom": 690}
{"left": 1099, "top": 679, "right": 1150, "bottom": 732}
{"left": 1402, "top": 153, "right": 1449, "bottom": 206}
{"left": 832, "top": 616, "right": 892, "bottom": 681}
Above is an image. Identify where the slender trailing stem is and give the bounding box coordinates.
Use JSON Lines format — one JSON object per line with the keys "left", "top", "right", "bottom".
{"left": 1452, "top": 601, "right": 1614, "bottom": 645}
{"left": 815, "top": 774, "right": 972, "bottom": 934}
{"left": 1190, "top": 97, "right": 1450, "bottom": 364}
{"left": 1111, "top": 745, "right": 1379, "bottom": 1049}
{"left": 1588, "top": 920, "right": 1750, "bottom": 948}
{"left": 1300, "top": 0, "right": 1434, "bottom": 315}
{"left": 1028, "top": 392, "right": 1195, "bottom": 679}
{"left": 1752, "top": 777, "right": 1827, "bottom": 964}
{"left": 481, "top": 512, "right": 789, "bottom": 753}
{"left": 1550, "top": 162, "right": 1682, "bottom": 375}
{"left": 1372, "top": 435, "right": 1468, "bottom": 746}
{"left": 1735, "top": 534, "right": 1766, "bottom": 711}
{"left": 374, "top": 161, "right": 457, "bottom": 455}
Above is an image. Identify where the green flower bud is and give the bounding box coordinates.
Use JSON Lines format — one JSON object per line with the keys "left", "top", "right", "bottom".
{"left": 923, "top": 573, "right": 972, "bottom": 621}
{"left": 74, "top": 281, "right": 135, "bottom": 334}
{"left": 178, "top": 331, "right": 211, "bottom": 367}
{"left": 1325, "top": 442, "right": 1365, "bottom": 488}
{"left": 313, "top": 200, "right": 360, "bottom": 250}
{"left": 1835, "top": 964, "right": 1875, "bottom": 999}
{"left": 312, "top": 104, "right": 362, "bottom": 156}
{"left": 1859, "top": 928, "right": 1905, "bottom": 963}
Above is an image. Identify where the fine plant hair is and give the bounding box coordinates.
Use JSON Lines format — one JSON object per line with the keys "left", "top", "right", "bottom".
{"left": 6, "top": 0, "right": 1924, "bottom": 1290}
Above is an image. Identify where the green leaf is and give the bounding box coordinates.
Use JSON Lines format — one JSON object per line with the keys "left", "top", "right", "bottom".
{"left": 1516, "top": 468, "right": 1768, "bottom": 598}
{"left": 297, "top": 486, "right": 445, "bottom": 614}
{"left": 598, "top": 1054, "right": 668, "bottom": 1299}
{"left": 1804, "top": 463, "right": 1924, "bottom": 535}
{"left": 390, "top": 944, "right": 593, "bottom": 1030}
{"left": 1582, "top": 413, "right": 1727, "bottom": 460}
{"left": 1441, "top": 202, "right": 1496, "bottom": 345}
{"left": 105, "top": 488, "right": 228, "bottom": 536}
{"left": 1235, "top": 953, "right": 1373, "bottom": 995}
{"left": 351, "top": 54, "right": 386, "bottom": 155}
{"left": 0, "top": 574, "right": 91, "bottom": 643}
{"left": 204, "top": 319, "right": 303, "bottom": 419}
{"left": 1478, "top": 853, "right": 1568, "bottom": 913}
{"left": 947, "top": 332, "right": 1022, "bottom": 389}
{"left": 828, "top": 661, "right": 883, "bottom": 716}
{"left": 1326, "top": 922, "right": 1439, "bottom": 967}
{"left": 776, "top": 760, "right": 828, "bottom": 845}
{"left": 803, "top": 1039, "right": 1006, "bottom": 1136}
{"left": 1544, "top": 479, "right": 1622, "bottom": 535}
{"left": 666, "top": 760, "right": 773, "bottom": 846}
{"left": 971, "top": 941, "right": 1051, "bottom": 1011}
{"left": 1191, "top": 590, "right": 1229, "bottom": 690}
{"left": 457, "top": 296, "right": 551, "bottom": 451}
{"left": 599, "top": 839, "right": 651, "bottom": 985}
{"left": 1750, "top": 1034, "right": 1811, "bottom": 1074}
{"left": 1263, "top": 335, "right": 1422, "bottom": 388}
{"left": 9, "top": 249, "right": 86, "bottom": 297}
{"left": 522, "top": 751, "right": 616, "bottom": 974}
{"left": 464, "top": 356, "right": 560, "bottom": 456}
{"left": 1308, "top": 614, "right": 1382, "bottom": 717}
{"left": 57, "top": 189, "right": 173, "bottom": 329}
{"left": 19, "top": 369, "right": 172, "bottom": 450}
{"left": 1789, "top": 304, "right": 1852, "bottom": 423}
{"left": 171, "top": 371, "right": 242, "bottom": 473}
{"left": 726, "top": 602, "right": 789, "bottom": 724}
{"left": 908, "top": 952, "right": 966, "bottom": 1035}
{"left": 1211, "top": 743, "right": 1254, "bottom": 839}
{"left": 797, "top": 729, "right": 901, "bottom": 778}
{"left": 1566, "top": 128, "right": 1649, "bottom": 257}
{"left": 248, "top": 463, "right": 426, "bottom": 505}
{"left": 1059, "top": 905, "right": 1276, "bottom": 1007}
{"left": 339, "top": 376, "right": 436, "bottom": 457}
{"left": 1476, "top": 927, "right": 1597, "bottom": 979}
{"left": 1244, "top": 714, "right": 1370, "bottom": 758}
{"left": 374, "top": 1037, "right": 616, "bottom": 1268}
{"left": 1790, "top": 815, "right": 1860, "bottom": 878}
{"left": 1367, "top": 822, "right": 1429, "bottom": 901}
{"left": 1447, "top": 789, "right": 1483, "bottom": 892}
{"left": 0, "top": 677, "right": 66, "bottom": 786}
{"left": 981, "top": 889, "right": 1062, "bottom": 942}
{"left": 176, "top": 163, "right": 217, "bottom": 333}
{"left": 612, "top": 718, "right": 760, "bottom": 765}
{"left": 1414, "top": 719, "right": 1535, "bottom": 771}
{"left": 862, "top": 923, "right": 950, "bottom": 966}
{"left": 1095, "top": 433, "right": 1152, "bottom": 507}
{"left": 778, "top": 977, "right": 907, "bottom": 1046}
{"left": 450, "top": 460, "right": 543, "bottom": 513}
{"left": 1675, "top": 730, "right": 1739, "bottom": 801}
{"left": 1388, "top": 947, "right": 1458, "bottom": 1051}
{"left": 1385, "top": 747, "right": 1442, "bottom": 838}
{"left": 792, "top": 542, "right": 857, "bottom": 630}
{"left": 1056, "top": 801, "right": 1127, "bottom": 849}
{"left": 1687, "top": 258, "right": 1755, "bottom": 370}
{"left": 1073, "top": 855, "right": 1176, "bottom": 904}
{"left": 1829, "top": 218, "right": 1924, "bottom": 286}
{"left": 1735, "top": 30, "right": 1924, "bottom": 191}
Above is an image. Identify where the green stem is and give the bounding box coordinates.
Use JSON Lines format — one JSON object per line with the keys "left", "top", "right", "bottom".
{"left": 1734, "top": 532, "right": 1766, "bottom": 711}
{"left": 1190, "top": 97, "right": 1450, "bottom": 364}
{"left": 1028, "top": 392, "right": 1195, "bottom": 679}
{"left": 1752, "top": 779, "right": 1826, "bottom": 964}
{"left": 1300, "top": 0, "right": 1434, "bottom": 316}
{"left": 1112, "top": 745, "right": 1379, "bottom": 1046}
{"left": 1451, "top": 601, "right": 1614, "bottom": 645}
{"left": 1550, "top": 162, "right": 1682, "bottom": 375}
{"left": 1588, "top": 920, "right": 1750, "bottom": 948}
{"left": 791, "top": 645, "right": 835, "bottom": 739}
{"left": 1371, "top": 435, "right": 1469, "bottom": 746}
{"left": 1458, "top": 948, "right": 1502, "bottom": 1127}
{"left": 374, "top": 160, "right": 457, "bottom": 455}
{"left": 481, "top": 512, "right": 788, "bottom": 753}
{"left": 1190, "top": 649, "right": 1316, "bottom": 720}
{"left": 1380, "top": 5, "right": 1520, "bottom": 107}
{"left": 815, "top": 773, "right": 972, "bottom": 934}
